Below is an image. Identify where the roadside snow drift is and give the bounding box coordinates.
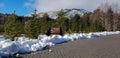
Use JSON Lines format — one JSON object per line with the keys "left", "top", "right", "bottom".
{"left": 0, "top": 31, "right": 120, "bottom": 57}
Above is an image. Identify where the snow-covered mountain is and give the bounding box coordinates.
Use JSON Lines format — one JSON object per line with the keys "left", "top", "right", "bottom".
{"left": 38, "top": 8, "right": 92, "bottom": 19}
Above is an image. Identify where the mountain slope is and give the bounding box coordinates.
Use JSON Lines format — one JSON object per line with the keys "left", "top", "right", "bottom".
{"left": 38, "top": 8, "right": 92, "bottom": 19}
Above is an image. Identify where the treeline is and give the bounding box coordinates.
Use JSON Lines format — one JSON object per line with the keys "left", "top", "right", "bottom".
{"left": 0, "top": 3, "right": 120, "bottom": 40}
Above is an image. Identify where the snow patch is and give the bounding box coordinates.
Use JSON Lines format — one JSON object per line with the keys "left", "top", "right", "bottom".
{"left": 39, "top": 8, "right": 91, "bottom": 19}
{"left": 0, "top": 31, "right": 119, "bottom": 56}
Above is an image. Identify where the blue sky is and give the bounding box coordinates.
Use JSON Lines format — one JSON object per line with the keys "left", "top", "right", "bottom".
{"left": 0, "top": 0, "right": 119, "bottom": 16}
{"left": 0, "top": 0, "right": 34, "bottom": 16}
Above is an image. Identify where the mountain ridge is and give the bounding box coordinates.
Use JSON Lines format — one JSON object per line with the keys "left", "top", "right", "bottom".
{"left": 38, "top": 8, "right": 92, "bottom": 19}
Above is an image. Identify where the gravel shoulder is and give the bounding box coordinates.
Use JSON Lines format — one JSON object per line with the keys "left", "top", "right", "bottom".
{"left": 19, "top": 34, "right": 120, "bottom": 58}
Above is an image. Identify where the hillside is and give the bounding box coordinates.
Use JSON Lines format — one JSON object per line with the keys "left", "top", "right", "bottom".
{"left": 38, "top": 8, "right": 92, "bottom": 19}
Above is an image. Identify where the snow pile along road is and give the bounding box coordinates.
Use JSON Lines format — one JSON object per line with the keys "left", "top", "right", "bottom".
{"left": 0, "top": 31, "right": 120, "bottom": 57}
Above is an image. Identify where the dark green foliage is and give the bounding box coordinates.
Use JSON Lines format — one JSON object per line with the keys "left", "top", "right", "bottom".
{"left": 82, "top": 13, "right": 91, "bottom": 32}
{"left": 89, "top": 20, "right": 104, "bottom": 32}
{"left": 70, "top": 14, "right": 81, "bottom": 32}
{"left": 58, "top": 17, "right": 69, "bottom": 33}
{"left": 74, "top": 13, "right": 90, "bottom": 33}
{"left": 57, "top": 9, "right": 66, "bottom": 18}
{"left": 64, "top": 18, "right": 70, "bottom": 33}
{"left": 25, "top": 9, "right": 42, "bottom": 39}
{"left": 57, "top": 10, "right": 70, "bottom": 33}
{"left": 25, "top": 13, "right": 52, "bottom": 39}
{"left": 5, "top": 14, "right": 23, "bottom": 41}
{"left": 1, "top": 4, "right": 119, "bottom": 40}
{"left": 40, "top": 13, "right": 51, "bottom": 33}
{"left": 25, "top": 18, "right": 41, "bottom": 39}
{"left": 46, "top": 27, "right": 51, "bottom": 36}
{"left": 0, "top": 25, "right": 4, "bottom": 33}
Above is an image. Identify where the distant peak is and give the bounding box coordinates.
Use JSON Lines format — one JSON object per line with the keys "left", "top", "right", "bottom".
{"left": 38, "top": 8, "right": 92, "bottom": 19}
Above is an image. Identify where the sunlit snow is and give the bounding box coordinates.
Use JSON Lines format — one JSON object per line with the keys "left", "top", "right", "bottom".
{"left": 0, "top": 31, "right": 120, "bottom": 57}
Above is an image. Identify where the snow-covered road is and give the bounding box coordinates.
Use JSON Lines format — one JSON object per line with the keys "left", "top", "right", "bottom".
{"left": 0, "top": 31, "right": 120, "bottom": 57}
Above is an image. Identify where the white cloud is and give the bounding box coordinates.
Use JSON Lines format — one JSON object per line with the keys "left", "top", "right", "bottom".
{"left": 24, "top": 0, "right": 34, "bottom": 8}
{"left": 24, "top": 2, "right": 32, "bottom": 7}
{"left": 25, "top": 0, "right": 120, "bottom": 13}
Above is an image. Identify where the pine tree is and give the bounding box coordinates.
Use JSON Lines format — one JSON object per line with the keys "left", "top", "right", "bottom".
{"left": 40, "top": 13, "right": 51, "bottom": 33}
{"left": 25, "top": 18, "right": 41, "bottom": 39}
{"left": 5, "top": 13, "right": 23, "bottom": 41}
{"left": 81, "top": 13, "right": 90, "bottom": 32}
{"left": 64, "top": 18, "right": 70, "bottom": 33}
{"left": 57, "top": 9, "right": 68, "bottom": 33}
{"left": 25, "top": 10, "right": 41, "bottom": 39}
{"left": 70, "top": 14, "right": 81, "bottom": 33}
{"left": 89, "top": 20, "right": 104, "bottom": 32}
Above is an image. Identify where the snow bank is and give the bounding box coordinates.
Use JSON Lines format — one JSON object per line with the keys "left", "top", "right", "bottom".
{"left": 0, "top": 31, "right": 120, "bottom": 57}
{"left": 0, "top": 40, "right": 19, "bottom": 56}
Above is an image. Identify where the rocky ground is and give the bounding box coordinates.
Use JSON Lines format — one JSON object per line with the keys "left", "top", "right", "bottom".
{"left": 19, "top": 34, "right": 120, "bottom": 58}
